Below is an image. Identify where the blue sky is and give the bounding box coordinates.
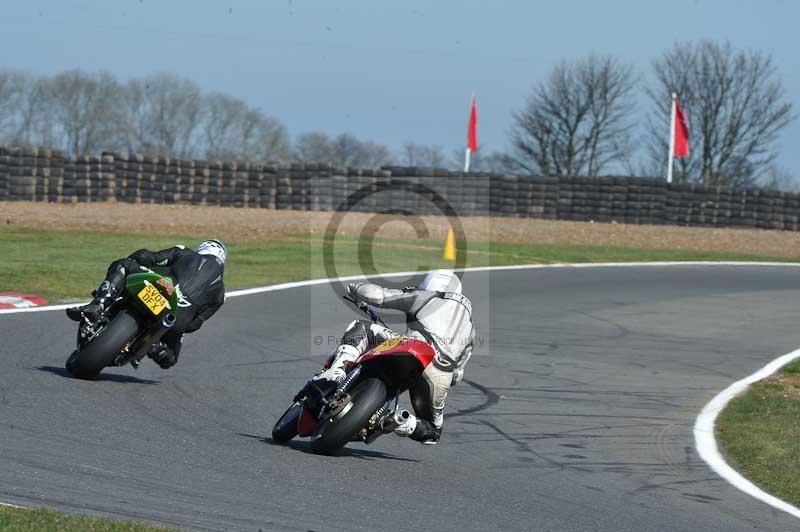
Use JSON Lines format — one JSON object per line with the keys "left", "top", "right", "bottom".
{"left": 1, "top": 0, "right": 798, "bottom": 173}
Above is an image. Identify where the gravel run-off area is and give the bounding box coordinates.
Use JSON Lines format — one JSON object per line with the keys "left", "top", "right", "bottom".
{"left": 4, "top": 201, "right": 800, "bottom": 259}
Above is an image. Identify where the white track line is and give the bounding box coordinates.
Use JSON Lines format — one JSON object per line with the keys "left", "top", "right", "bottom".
{"left": 2, "top": 260, "right": 800, "bottom": 520}
{"left": 7, "top": 261, "right": 799, "bottom": 315}
{"left": 694, "top": 348, "right": 800, "bottom": 519}
{"left": 0, "top": 501, "right": 26, "bottom": 509}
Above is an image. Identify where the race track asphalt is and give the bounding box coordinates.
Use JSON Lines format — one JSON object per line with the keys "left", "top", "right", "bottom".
{"left": 1, "top": 264, "right": 799, "bottom": 531}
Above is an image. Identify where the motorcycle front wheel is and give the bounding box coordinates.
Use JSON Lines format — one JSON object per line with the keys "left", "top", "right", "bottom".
{"left": 272, "top": 402, "right": 302, "bottom": 443}
{"left": 309, "top": 378, "right": 387, "bottom": 455}
{"left": 66, "top": 311, "right": 139, "bottom": 379}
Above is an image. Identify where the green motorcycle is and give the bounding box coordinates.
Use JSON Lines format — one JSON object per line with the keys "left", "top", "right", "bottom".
{"left": 66, "top": 271, "right": 180, "bottom": 379}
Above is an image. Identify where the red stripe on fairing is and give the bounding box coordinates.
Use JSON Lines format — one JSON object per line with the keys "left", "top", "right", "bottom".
{"left": 357, "top": 338, "right": 435, "bottom": 368}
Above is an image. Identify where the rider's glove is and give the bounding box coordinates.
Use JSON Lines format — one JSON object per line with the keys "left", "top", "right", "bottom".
{"left": 369, "top": 323, "right": 398, "bottom": 342}
{"left": 148, "top": 343, "right": 177, "bottom": 369}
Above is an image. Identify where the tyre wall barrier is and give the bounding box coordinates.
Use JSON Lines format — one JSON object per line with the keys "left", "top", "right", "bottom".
{"left": 2, "top": 145, "right": 799, "bottom": 231}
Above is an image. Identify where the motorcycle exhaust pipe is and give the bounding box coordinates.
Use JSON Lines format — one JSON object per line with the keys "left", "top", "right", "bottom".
{"left": 162, "top": 314, "right": 176, "bottom": 328}
{"left": 381, "top": 409, "right": 412, "bottom": 432}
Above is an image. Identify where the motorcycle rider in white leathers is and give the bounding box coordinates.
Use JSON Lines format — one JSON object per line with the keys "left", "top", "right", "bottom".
{"left": 316, "top": 269, "right": 475, "bottom": 445}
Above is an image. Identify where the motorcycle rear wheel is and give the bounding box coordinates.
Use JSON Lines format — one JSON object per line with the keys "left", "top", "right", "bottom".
{"left": 66, "top": 311, "right": 139, "bottom": 379}
{"left": 309, "top": 378, "right": 387, "bottom": 455}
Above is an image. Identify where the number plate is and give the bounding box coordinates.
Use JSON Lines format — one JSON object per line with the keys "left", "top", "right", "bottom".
{"left": 137, "top": 283, "right": 168, "bottom": 315}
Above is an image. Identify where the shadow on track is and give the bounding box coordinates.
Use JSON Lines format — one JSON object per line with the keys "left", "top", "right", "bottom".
{"left": 33, "top": 365, "right": 160, "bottom": 385}
{"left": 236, "top": 433, "right": 420, "bottom": 462}
{"left": 450, "top": 378, "right": 500, "bottom": 418}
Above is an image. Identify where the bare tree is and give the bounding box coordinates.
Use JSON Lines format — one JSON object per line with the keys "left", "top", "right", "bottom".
{"left": 201, "top": 93, "right": 247, "bottom": 159}
{"left": 645, "top": 41, "right": 794, "bottom": 186}
{"left": 14, "top": 73, "right": 57, "bottom": 147}
{"left": 251, "top": 112, "right": 291, "bottom": 162}
{"left": 357, "top": 140, "right": 393, "bottom": 167}
{"left": 237, "top": 107, "right": 291, "bottom": 162}
{"left": 325, "top": 133, "right": 365, "bottom": 167}
{"left": 0, "top": 71, "right": 17, "bottom": 138}
{"left": 0, "top": 69, "right": 292, "bottom": 161}
{"left": 0, "top": 71, "right": 56, "bottom": 146}
{"left": 758, "top": 164, "right": 799, "bottom": 192}
{"left": 508, "top": 55, "right": 636, "bottom": 177}
{"left": 201, "top": 92, "right": 290, "bottom": 161}
{"left": 330, "top": 133, "right": 392, "bottom": 167}
{"left": 294, "top": 131, "right": 392, "bottom": 167}
{"left": 42, "top": 70, "right": 126, "bottom": 155}
{"left": 294, "top": 131, "right": 335, "bottom": 163}
{"left": 400, "top": 142, "right": 447, "bottom": 167}
{"left": 122, "top": 73, "right": 203, "bottom": 157}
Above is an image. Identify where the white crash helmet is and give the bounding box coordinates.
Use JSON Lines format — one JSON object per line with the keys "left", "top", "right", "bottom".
{"left": 419, "top": 269, "right": 461, "bottom": 294}
{"left": 196, "top": 239, "right": 227, "bottom": 264}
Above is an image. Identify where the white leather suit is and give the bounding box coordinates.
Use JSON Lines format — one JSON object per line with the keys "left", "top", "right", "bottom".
{"left": 321, "top": 270, "right": 475, "bottom": 444}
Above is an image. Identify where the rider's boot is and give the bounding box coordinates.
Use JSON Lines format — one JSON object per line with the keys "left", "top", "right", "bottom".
{"left": 313, "top": 344, "right": 360, "bottom": 383}
{"left": 66, "top": 281, "right": 115, "bottom": 322}
{"left": 394, "top": 410, "right": 442, "bottom": 445}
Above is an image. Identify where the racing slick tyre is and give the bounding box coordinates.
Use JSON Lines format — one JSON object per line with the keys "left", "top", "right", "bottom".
{"left": 66, "top": 311, "right": 139, "bottom": 380}
{"left": 272, "top": 402, "right": 302, "bottom": 443}
{"left": 310, "top": 378, "right": 387, "bottom": 455}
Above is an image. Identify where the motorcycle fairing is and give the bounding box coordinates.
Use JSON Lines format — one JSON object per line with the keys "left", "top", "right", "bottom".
{"left": 356, "top": 337, "right": 435, "bottom": 367}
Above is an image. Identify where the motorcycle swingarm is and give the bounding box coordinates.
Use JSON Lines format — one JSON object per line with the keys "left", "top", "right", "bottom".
{"left": 360, "top": 394, "right": 401, "bottom": 444}
{"left": 112, "top": 325, "right": 164, "bottom": 368}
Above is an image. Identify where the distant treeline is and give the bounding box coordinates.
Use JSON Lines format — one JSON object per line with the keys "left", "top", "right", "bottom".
{"left": 0, "top": 40, "right": 795, "bottom": 188}
{"left": 0, "top": 70, "right": 488, "bottom": 172}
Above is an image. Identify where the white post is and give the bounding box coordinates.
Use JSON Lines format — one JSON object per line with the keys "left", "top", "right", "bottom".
{"left": 667, "top": 92, "right": 677, "bottom": 184}
{"left": 464, "top": 147, "right": 471, "bottom": 172}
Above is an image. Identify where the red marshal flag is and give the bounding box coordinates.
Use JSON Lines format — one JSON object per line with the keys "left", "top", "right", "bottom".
{"left": 464, "top": 96, "right": 478, "bottom": 171}
{"left": 667, "top": 92, "right": 690, "bottom": 183}
{"left": 467, "top": 96, "right": 478, "bottom": 152}
{"left": 673, "top": 96, "right": 689, "bottom": 158}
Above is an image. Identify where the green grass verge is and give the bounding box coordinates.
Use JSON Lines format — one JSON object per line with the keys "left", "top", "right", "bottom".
{"left": 0, "top": 505, "right": 172, "bottom": 532}
{"left": 717, "top": 359, "right": 800, "bottom": 506}
{"left": 1, "top": 226, "right": 790, "bottom": 302}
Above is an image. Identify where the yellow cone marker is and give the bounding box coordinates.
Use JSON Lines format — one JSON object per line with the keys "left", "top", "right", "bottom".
{"left": 442, "top": 228, "right": 456, "bottom": 261}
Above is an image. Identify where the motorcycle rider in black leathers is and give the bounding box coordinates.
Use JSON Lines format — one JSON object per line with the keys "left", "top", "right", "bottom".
{"left": 66, "top": 240, "right": 227, "bottom": 369}
{"left": 315, "top": 269, "right": 475, "bottom": 445}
